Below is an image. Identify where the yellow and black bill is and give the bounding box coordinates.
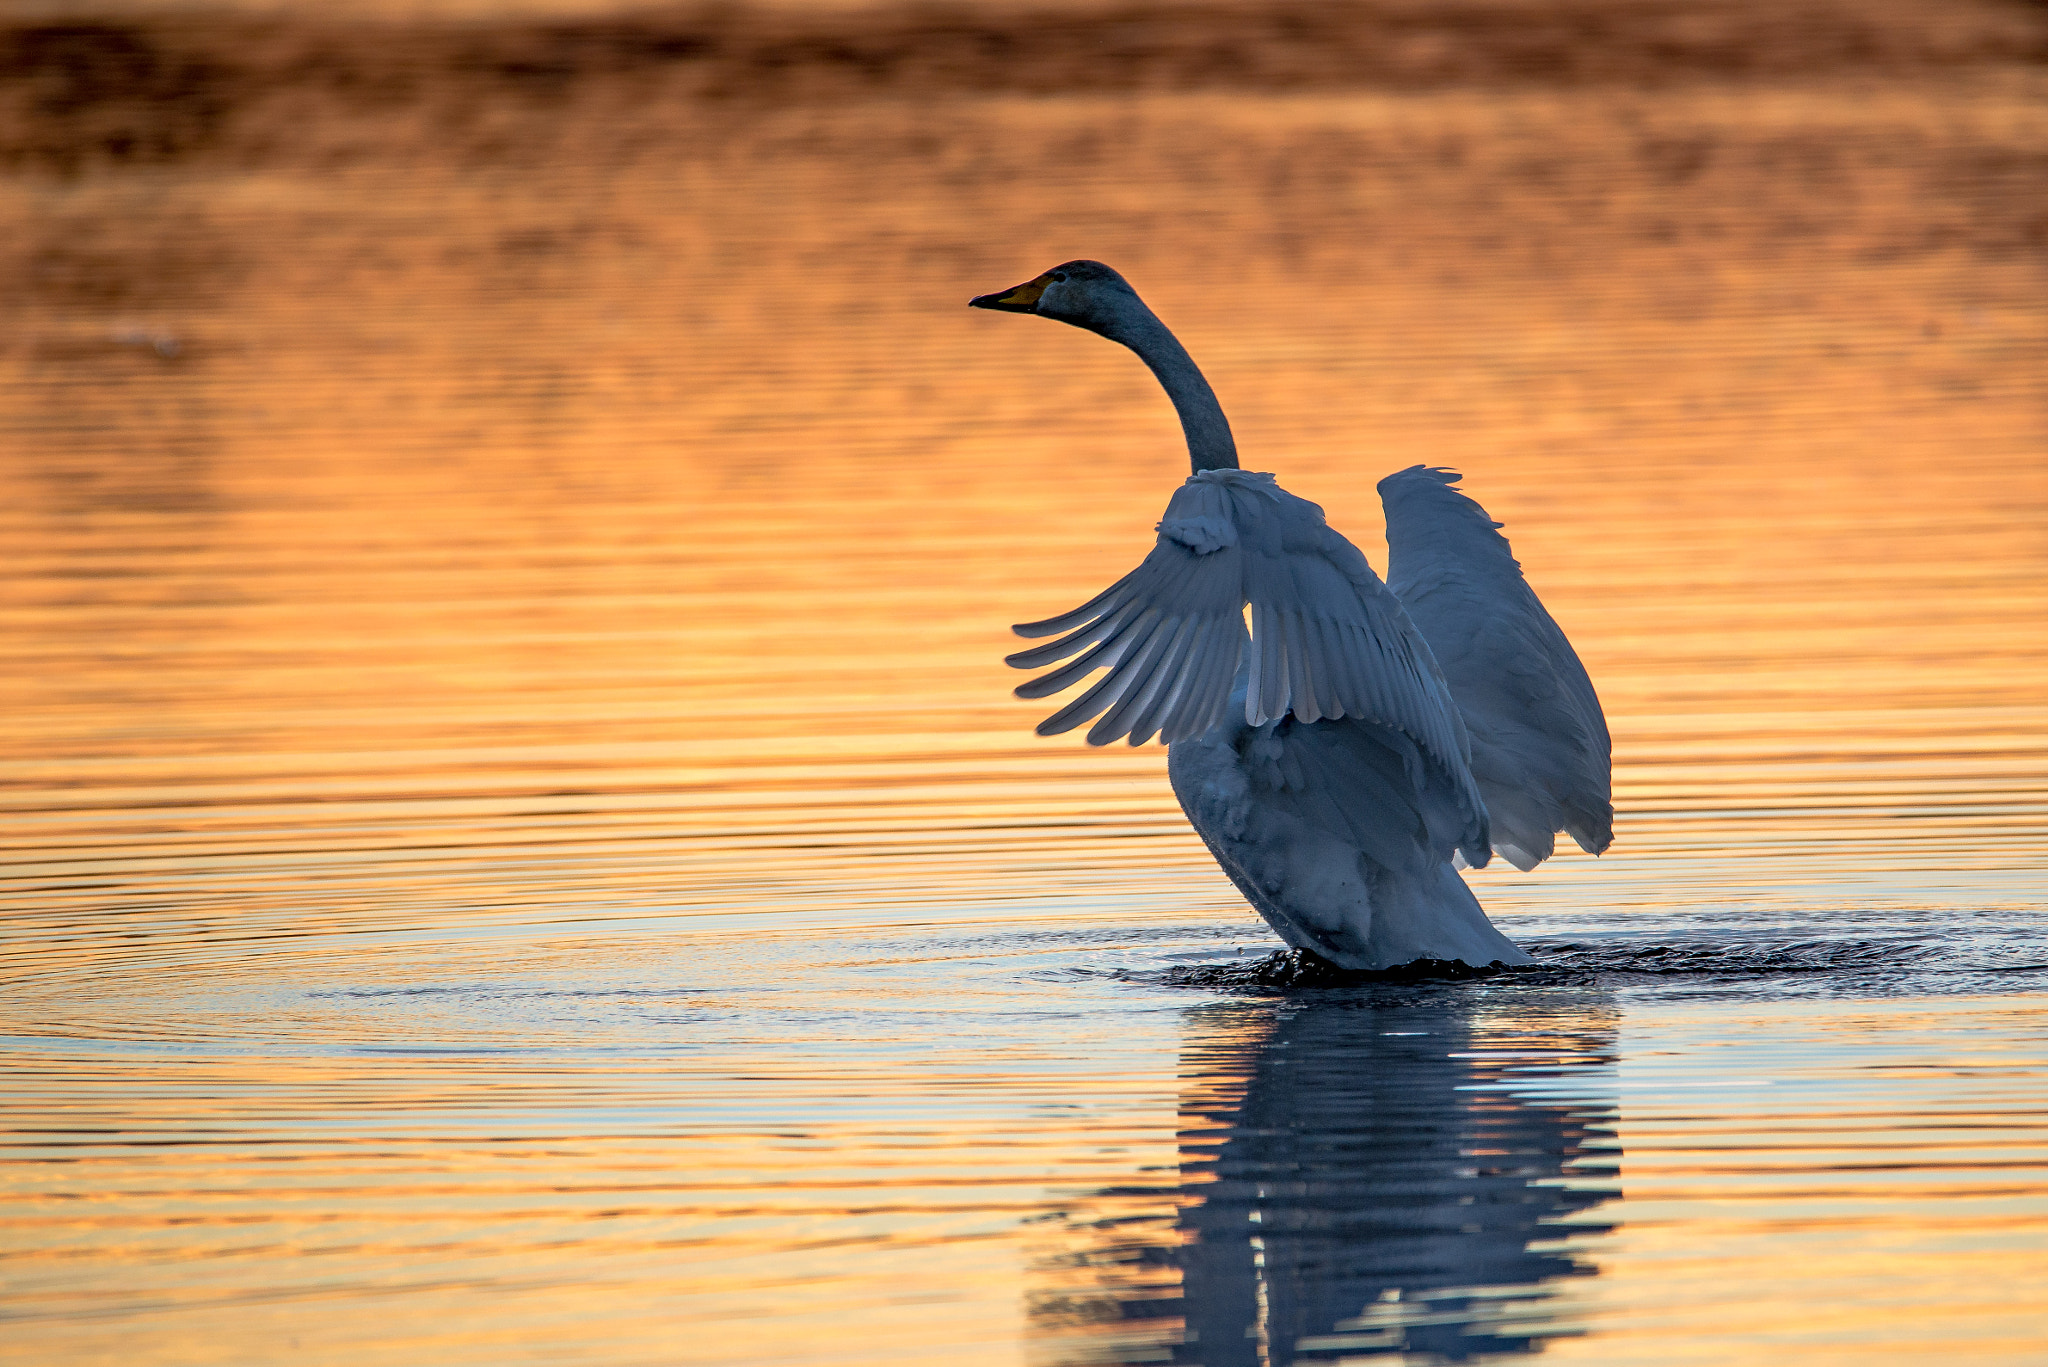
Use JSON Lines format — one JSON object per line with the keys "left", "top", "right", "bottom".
{"left": 969, "top": 273, "right": 1051, "bottom": 313}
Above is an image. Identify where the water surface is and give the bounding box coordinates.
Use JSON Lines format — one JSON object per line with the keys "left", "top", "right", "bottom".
{"left": 2, "top": 2, "right": 2046, "bottom": 1362}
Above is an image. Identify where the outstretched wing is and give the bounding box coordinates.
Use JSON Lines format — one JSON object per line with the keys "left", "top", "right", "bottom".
{"left": 1004, "top": 473, "right": 1249, "bottom": 748}
{"left": 1008, "top": 470, "right": 1476, "bottom": 791}
{"left": 1379, "top": 466, "right": 1613, "bottom": 869}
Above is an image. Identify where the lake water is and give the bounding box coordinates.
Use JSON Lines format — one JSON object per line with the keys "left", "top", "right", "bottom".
{"left": 3, "top": 3, "right": 2047, "bottom": 1362}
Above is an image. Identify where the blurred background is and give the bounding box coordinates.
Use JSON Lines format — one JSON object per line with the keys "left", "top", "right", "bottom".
{"left": 2, "top": 1, "right": 2046, "bottom": 1363}
{"left": 5, "top": 0, "right": 2044, "bottom": 935}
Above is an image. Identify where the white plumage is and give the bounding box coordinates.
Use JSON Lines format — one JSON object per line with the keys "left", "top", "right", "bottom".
{"left": 1381, "top": 466, "right": 1614, "bottom": 872}
{"left": 970, "top": 260, "right": 1609, "bottom": 970}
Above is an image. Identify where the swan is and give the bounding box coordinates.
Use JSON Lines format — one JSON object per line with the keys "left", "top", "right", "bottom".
{"left": 969, "top": 261, "right": 1612, "bottom": 971}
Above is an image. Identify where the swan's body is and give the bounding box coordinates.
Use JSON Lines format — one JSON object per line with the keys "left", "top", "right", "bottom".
{"left": 1166, "top": 683, "right": 1530, "bottom": 968}
{"left": 970, "top": 261, "right": 1609, "bottom": 970}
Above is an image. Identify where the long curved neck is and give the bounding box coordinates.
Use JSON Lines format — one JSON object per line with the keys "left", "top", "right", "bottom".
{"left": 1100, "top": 303, "right": 1239, "bottom": 473}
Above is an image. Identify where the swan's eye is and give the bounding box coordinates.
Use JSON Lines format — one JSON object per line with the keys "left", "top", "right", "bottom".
{"left": 1051, "top": 272, "right": 1068, "bottom": 283}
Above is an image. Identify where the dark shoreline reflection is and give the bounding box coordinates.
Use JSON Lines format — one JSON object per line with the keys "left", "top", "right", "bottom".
{"left": 1031, "top": 988, "right": 1621, "bottom": 1366}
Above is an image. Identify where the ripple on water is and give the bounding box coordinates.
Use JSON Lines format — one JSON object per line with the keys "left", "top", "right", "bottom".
{"left": 4, "top": 3, "right": 2048, "bottom": 1359}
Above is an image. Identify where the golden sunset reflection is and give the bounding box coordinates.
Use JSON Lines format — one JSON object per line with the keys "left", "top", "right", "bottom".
{"left": 3, "top": 0, "right": 2047, "bottom": 1362}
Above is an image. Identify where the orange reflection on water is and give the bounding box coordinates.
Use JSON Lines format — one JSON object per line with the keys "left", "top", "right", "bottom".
{"left": 2, "top": 1, "right": 2047, "bottom": 1363}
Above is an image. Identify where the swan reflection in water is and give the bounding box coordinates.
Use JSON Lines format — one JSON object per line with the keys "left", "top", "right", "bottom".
{"left": 1030, "top": 988, "right": 1620, "bottom": 1365}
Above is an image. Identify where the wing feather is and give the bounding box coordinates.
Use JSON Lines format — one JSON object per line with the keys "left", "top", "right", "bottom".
{"left": 1380, "top": 465, "right": 1614, "bottom": 867}
{"left": 1012, "top": 575, "right": 1133, "bottom": 639}
{"left": 1296, "top": 613, "right": 1326, "bottom": 715}
{"left": 1253, "top": 602, "right": 1285, "bottom": 718}
{"left": 1012, "top": 627, "right": 1128, "bottom": 698}
{"left": 1164, "top": 631, "right": 1232, "bottom": 746}
{"left": 1008, "top": 469, "right": 1489, "bottom": 850}
{"left": 1005, "top": 594, "right": 1145, "bottom": 670}
{"left": 1124, "top": 617, "right": 1202, "bottom": 746}
{"left": 1087, "top": 613, "right": 1184, "bottom": 745}
{"left": 1189, "top": 635, "right": 1240, "bottom": 741}
{"left": 1032, "top": 620, "right": 1157, "bottom": 736}
{"left": 1334, "top": 621, "right": 1369, "bottom": 715}
{"left": 1317, "top": 614, "right": 1350, "bottom": 717}
{"left": 1276, "top": 611, "right": 1307, "bottom": 721}
{"left": 1134, "top": 621, "right": 1202, "bottom": 747}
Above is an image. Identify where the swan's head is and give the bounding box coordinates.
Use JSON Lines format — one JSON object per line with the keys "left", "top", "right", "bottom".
{"left": 969, "top": 260, "right": 1141, "bottom": 337}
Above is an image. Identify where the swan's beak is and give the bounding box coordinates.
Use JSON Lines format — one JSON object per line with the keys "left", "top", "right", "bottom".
{"left": 969, "top": 273, "right": 1051, "bottom": 313}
